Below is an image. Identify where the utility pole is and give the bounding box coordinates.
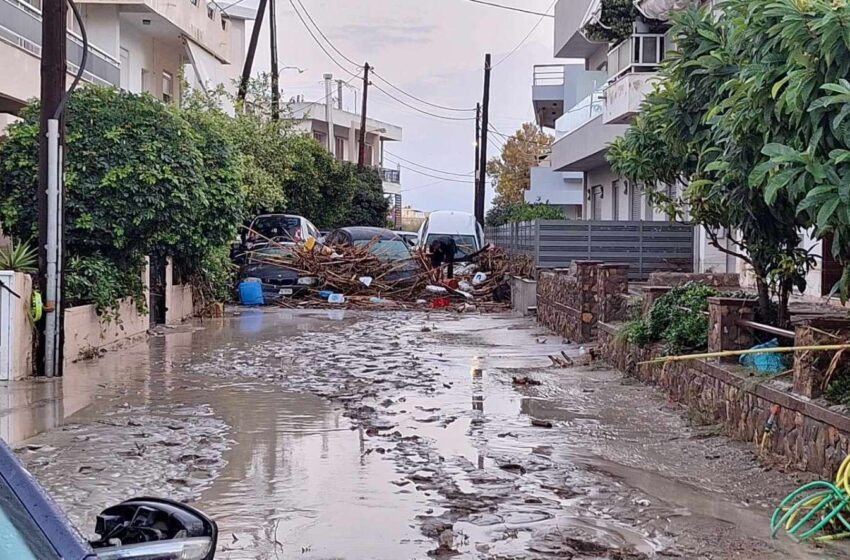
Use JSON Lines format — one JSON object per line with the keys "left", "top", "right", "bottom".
{"left": 38, "top": 0, "right": 68, "bottom": 377}
{"left": 268, "top": 0, "right": 279, "bottom": 120}
{"left": 474, "top": 102, "right": 480, "bottom": 213}
{"left": 323, "top": 73, "right": 334, "bottom": 154}
{"left": 358, "top": 62, "right": 371, "bottom": 170}
{"left": 237, "top": 0, "right": 268, "bottom": 104}
{"left": 476, "top": 54, "right": 491, "bottom": 226}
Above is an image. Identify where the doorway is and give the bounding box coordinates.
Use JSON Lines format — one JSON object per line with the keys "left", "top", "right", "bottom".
{"left": 149, "top": 256, "right": 167, "bottom": 326}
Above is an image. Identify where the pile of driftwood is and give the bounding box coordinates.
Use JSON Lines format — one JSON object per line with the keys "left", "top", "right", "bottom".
{"left": 251, "top": 237, "right": 528, "bottom": 309}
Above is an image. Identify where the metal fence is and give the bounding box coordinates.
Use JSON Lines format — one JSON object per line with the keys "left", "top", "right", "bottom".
{"left": 485, "top": 220, "right": 695, "bottom": 280}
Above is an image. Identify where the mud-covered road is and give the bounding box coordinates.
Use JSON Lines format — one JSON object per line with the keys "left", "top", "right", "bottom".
{"left": 11, "top": 309, "right": 844, "bottom": 559}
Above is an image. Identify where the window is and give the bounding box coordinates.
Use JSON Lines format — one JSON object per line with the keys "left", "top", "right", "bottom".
{"left": 358, "top": 142, "right": 374, "bottom": 166}
{"left": 207, "top": 5, "right": 215, "bottom": 19}
{"left": 645, "top": 185, "right": 654, "bottom": 221}
{"left": 162, "top": 71, "right": 174, "bottom": 103}
{"left": 313, "top": 131, "right": 327, "bottom": 146}
{"left": 221, "top": 17, "right": 228, "bottom": 31}
{"left": 334, "top": 137, "right": 345, "bottom": 161}
{"left": 629, "top": 181, "right": 641, "bottom": 221}
{"left": 190, "top": 0, "right": 197, "bottom": 5}
{"left": 611, "top": 180, "right": 620, "bottom": 220}
{"left": 66, "top": 8, "right": 80, "bottom": 33}
{"left": 119, "top": 48, "right": 130, "bottom": 90}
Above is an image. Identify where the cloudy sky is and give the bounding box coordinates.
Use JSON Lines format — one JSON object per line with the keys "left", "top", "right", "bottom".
{"left": 245, "top": 0, "right": 560, "bottom": 213}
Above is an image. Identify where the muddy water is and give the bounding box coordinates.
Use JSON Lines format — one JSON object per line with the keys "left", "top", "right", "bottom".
{"left": 10, "top": 309, "right": 847, "bottom": 559}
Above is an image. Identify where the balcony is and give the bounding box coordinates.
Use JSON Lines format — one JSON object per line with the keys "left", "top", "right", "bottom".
{"left": 532, "top": 64, "right": 565, "bottom": 129}
{"left": 0, "top": 0, "right": 120, "bottom": 112}
{"left": 555, "top": 87, "right": 604, "bottom": 140}
{"left": 603, "top": 34, "right": 666, "bottom": 124}
{"left": 79, "top": 0, "right": 232, "bottom": 62}
{"left": 379, "top": 167, "right": 400, "bottom": 184}
{"left": 554, "top": 0, "right": 600, "bottom": 58}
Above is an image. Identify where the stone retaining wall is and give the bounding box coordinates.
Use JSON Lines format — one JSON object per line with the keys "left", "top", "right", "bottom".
{"left": 598, "top": 323, "right": 850, "bottom": 478}
{"left": 648, "top": 272, "right": 740, "bottom": 288}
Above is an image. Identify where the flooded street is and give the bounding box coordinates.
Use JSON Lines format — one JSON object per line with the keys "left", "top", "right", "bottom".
{"left": 7, "top": 309, "right": 842, "bottom": 559}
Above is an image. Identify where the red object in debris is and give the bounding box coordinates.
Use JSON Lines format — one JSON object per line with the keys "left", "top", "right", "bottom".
{"left": 443, "top": 279, "right": 460, "bottom": 290}
{"left": 430, "top": 297, "right": 451, "bottom": 309}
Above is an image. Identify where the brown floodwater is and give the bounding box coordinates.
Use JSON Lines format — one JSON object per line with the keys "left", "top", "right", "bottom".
{"left": 7, "top": 309, "right": 847, "bottom": 559}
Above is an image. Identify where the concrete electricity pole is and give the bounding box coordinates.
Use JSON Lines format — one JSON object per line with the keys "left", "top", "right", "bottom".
{"left": 37, "top": 0, "right": 68, "bottom": 378}
{"left": 323, "top": 73, "right": 334, "bottom": 154}
{"left": 476, "top": 54, "right": 491, "bottom": 226}
{"left": 268, "top": 0, "right": 280, "bottom": 120}
{"left": 358, "top": 62, "right": 371, "bottom": 170}
{"left": 236, "top": 0, "right": 268, "bottom": 104}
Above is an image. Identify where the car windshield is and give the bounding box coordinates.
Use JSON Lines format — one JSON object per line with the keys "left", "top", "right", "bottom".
{"left": 248, "top": 216, "right": 302, "bottom": 242}
{"left": 354, "top": 239, "right": 412, "bottom": 261}
{"left": 426, "top": 234, "right": 478, "bottom": 258}
{"left": 0, "top": 477, "right": 60, "bottom": 560}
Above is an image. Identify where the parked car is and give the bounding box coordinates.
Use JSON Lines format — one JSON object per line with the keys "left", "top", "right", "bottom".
{"left": 393, "top": 231, "right": 419, "bottom": 247}
{"left": 240, "top": 244, "right": 315, "bottom": 301}
{"left": 416, "top": 210, "right": 484, "bottom": 259}
{"left": 324, "top": 227, "right": 421, "bottom": 283}
{"left": 0, "top": 438, "right": 217, "bottom": 559}
{"left": 240, "top": 214, "right": 320, "bottom": 252}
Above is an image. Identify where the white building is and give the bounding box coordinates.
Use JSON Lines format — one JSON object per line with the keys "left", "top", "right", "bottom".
{"left": 0, "top": 0, "right": 251, "bottom": 127}
{"left": 532, "top": 0, "right": 732, "bottom": 272}
{"left": 289, "top": 97, "right": 404, "bottom": 226}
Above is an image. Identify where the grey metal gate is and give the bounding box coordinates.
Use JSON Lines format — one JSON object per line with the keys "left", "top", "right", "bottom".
{"left": 485, "top": 220, "right": 695, "bottom": 280}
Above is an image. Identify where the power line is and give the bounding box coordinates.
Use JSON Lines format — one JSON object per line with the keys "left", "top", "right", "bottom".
{"left": 492, "top": 0, "right": 556, "bottom": 68}
{"left": 287, "top": 0, "right": 361, "bottom": 77}
{"left": 462, "top": 0, "right": 554, "bottom": 18}
{"left": 289, "top": 0, "right": 477, "bottom": 120}
{"left": 396, "top": 164, "right": 477, "bottom": 183}
{"left": 292, "top": 0, "right": 361, "bottom": 68}
{"left": 371, "top": 71, "right": 476, "bottom": 113}
{"left": 371, "top": 82, "right": 477, "bottom": 121}
{"left": 384, "top": 150, "right": 474, "bottom": 177}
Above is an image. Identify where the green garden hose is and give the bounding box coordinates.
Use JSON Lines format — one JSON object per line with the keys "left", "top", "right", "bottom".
{"left": 771, "top": 456, "right": 850, "bottom": 542}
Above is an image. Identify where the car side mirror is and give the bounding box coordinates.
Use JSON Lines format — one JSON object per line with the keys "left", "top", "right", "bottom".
{"left": 90, "top": 497, "right": 217, "bottom": 560}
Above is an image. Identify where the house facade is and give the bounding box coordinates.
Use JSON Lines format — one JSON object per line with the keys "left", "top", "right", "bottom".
{"left": 289, "top": 97, "right": 405, "bottom": 227}
{"left": 0, "top": 0, "right": 250, "bottom": 128}
{"left": 531, "top": 0, "right": 733, "bottom": 272}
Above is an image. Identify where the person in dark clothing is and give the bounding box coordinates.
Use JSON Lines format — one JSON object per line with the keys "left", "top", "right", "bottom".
{"left": 429, "top": 236, "right": 458, "bottom": 279}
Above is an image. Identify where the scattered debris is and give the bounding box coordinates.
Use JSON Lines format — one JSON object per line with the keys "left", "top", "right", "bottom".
{"left": 531, "top": 419, "right": 554, "bottom": 429}
{"left": 512, "top": 376, "right": 542, "bottom": 386}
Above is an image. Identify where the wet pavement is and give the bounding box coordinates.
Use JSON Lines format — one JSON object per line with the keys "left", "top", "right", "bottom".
{"left": 7, "top": 309, "right": 847, "bottom": 559}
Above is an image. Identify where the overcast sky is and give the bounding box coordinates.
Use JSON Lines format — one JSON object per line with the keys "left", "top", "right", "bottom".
{"left": 246, "top": 0, "right": 560, "bottom": 213}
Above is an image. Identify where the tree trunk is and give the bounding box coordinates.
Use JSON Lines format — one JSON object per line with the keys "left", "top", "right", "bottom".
{"left": 777, "top": 279, "right": 792, "bottom": 329}
{"left": 754, "top": 274, "right": 772, "bottom": 324}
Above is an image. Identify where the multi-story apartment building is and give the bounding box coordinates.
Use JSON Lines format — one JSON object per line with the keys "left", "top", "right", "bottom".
{"left": 532, "top": 0, "right": 733, "bottom": 272}
{"left": 289, "top": 95, "right": 405, "bottom": 227}
{"left": 0, "top": 0, "right": 251, "bottom": 126}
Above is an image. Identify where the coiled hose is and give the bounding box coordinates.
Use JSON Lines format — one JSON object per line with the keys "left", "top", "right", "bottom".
{"left": 771, "top": 455, "right": 850, "bottom": 542}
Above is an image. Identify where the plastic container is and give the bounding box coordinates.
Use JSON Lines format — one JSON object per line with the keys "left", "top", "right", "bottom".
{"left": 430, "top": 297, "right": 451, "bottom": 309}
{"left": 328, "top": 293, "right": 346, "bottom": 304}
{"left": 239, "top": 280, "right": 264, "bottom": 306}
{"left": 318, "top": 290, "right": 333, "bottom": 299}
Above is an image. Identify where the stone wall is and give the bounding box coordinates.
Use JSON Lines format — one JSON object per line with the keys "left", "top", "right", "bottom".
{"left": 537, "top": 262, "right": 600, "bottom": 342}
{"left": 648, "top": 272, "right": 740, "bottom": 288}
{"left": 598, "top": 323, "right": 850, "bottom": 478}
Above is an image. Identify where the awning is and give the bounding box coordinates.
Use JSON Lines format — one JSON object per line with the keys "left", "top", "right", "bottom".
{"left": 635, "top": 0, "right": 692, "bottom": 21}
{"left": 183, "top": 37, "right": 227, "bottom": 94}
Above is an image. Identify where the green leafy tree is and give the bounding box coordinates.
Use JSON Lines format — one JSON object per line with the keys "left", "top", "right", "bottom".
{"left": 607, "top": 5, "right": 813, "bottom": 325}
{"left": 485, "top": 201, "right": 564, "bottom": 227}
{"left": 486, "top": 123, "right": 552, "bottom": 208}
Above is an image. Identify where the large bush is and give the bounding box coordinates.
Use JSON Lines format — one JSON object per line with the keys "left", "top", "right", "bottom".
{"left": 0, "top": 86, "right": 243, "bottom": 313}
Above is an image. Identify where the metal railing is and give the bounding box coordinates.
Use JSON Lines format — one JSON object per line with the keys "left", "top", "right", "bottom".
{"left": 0, "top": 0, "right": 120, "bottom": 87}
{"left": 378, "top": 168, "right": 401, "bottom": 184}
{"left": 608, "top": 33, "right": 667, "bottom": 82}
{"left": 533, "top": 64, "right": 565, "bottom": 87}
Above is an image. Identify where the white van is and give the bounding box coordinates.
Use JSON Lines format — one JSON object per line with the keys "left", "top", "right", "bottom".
{"left": 417, "top": 210, "right": 485, "bottom": 259}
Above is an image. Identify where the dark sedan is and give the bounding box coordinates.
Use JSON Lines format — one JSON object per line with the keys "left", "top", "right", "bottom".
{"left": 240, "top": 245, "right": 314, "bottom": 301}
{"left": 324, "top": 227, "right": 422, "bottom": 283}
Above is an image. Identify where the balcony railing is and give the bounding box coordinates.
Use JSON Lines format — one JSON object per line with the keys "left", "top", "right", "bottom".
{"left": 555, "top": 86, "right": 604, "bottom": 139}
{"left": 533, "top": 64, "right": 565, "bottom": 87}
{"left": 379, "top": 168, "right": 401, "bottom": 184}
{"left": 607, "top": 33, "right": 667, "bottom": 82}
{"left": 0, "top": 0, "right": 120, "bottom": 87}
